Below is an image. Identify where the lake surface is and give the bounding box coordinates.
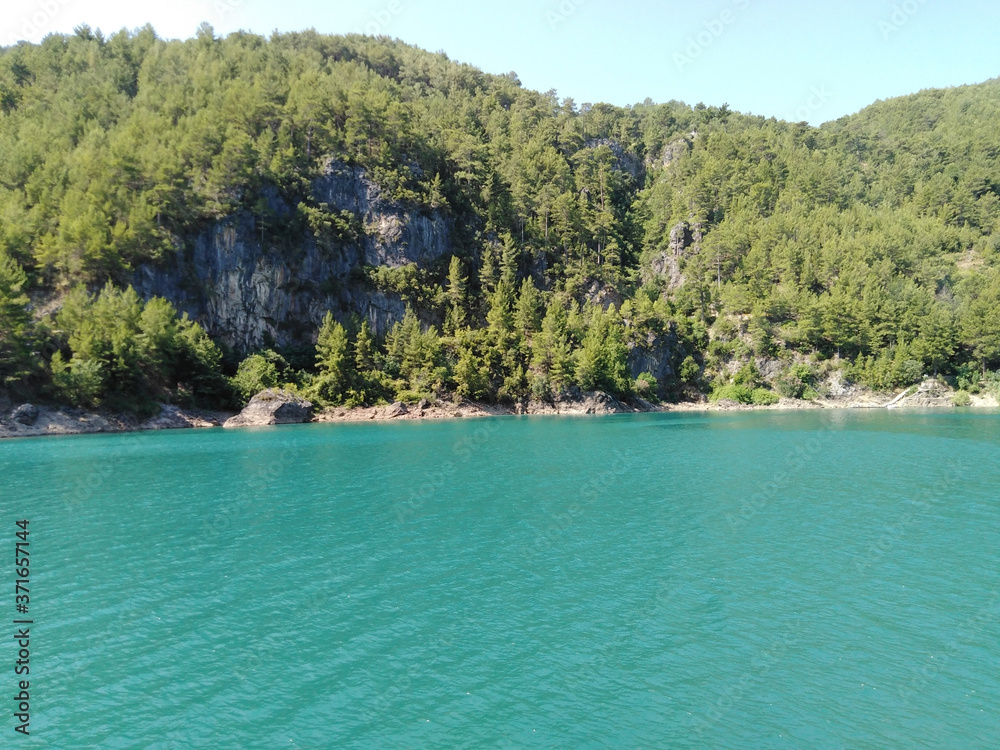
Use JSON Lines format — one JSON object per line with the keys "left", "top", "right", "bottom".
{"left": 3, "top": 410, "right": 1000, "bottom": 748}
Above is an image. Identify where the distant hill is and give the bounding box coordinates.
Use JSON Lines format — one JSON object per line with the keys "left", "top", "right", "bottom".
{"left": 0, "top": 27, "right": 998, "bottom": 412}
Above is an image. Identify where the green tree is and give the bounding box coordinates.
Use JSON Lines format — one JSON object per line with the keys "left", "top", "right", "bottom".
{"left": 961, "top": 274, "right": 1000, "bottom": 375}
{"left": 445, "top": 256, "right": 468, "bottom": 334}
{"left": 532, "top": 302, "right": 575, "bottom": 391}
{"left": 515, "top": 278, "right": 542, "bottom": 336}
{"left": 386, "top": 307, "right": 446, "bottom": 396}
{"left": 0, "top": 252, "right": 32, "bottom": 388}
{"left": 310, "top": 312, "right": 351, "bottom": 405}
{"left": 231, "top": 351, "right": 285, "bottom": 403}
{"left": 574, "top": 306, "right": 631, "bottom": 396}
{"left": 453, "top": 331, "right": 492, "bottom": 401}
{"left": 911, "top": 302, "right": 957, "bottom": 376}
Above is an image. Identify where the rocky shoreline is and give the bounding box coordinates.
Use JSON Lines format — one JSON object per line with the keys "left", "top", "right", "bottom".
{"left": 0, "top": 400, "right": 233, "bottom": 440}
{"left": 1, "top": 379, "right": 996, "bottom": 440}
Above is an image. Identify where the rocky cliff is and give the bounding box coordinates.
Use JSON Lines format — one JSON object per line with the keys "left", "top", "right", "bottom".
{"left": 129, "top": 158, "right": 683, "bottom": 389}
{"left": 132, "top": 160, "right": 453, "bottom": 351}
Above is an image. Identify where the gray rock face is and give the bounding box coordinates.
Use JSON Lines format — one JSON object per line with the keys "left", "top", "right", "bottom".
{"left": 628, "top": 329, "right": 680, "bottom": 397}
{"left": 312, "top": 160, "right": 452, "bottom": 269}
{"left": 888, "top": 379, "right": 955, "bottom": 409}
{"left": 384, "top": 401, "right": 409, "bottom": 418}
{"left": 11, "top": 404, "right": 39, "bottom": 425}
{"left": 132, "top": 160, "right": 452, "bottom": 352}
{"left": 224, "top": 390, "right": 314, "bottom": 428}
{"left": 668, "top": 222, "right": 692, "bottom": 256}
{"left": 648, "top": 219, "right": 704, "bottom": 290}
{"left": 583, "top": 391, "right": 625, "bottom": 414}
{"left": 584, "top": 280, "right": 623, "bottom": 310}
{"left": 583, "top": 138, "right": 644, "bottom": 181}
{"left": 660, "top": 137, "right": 692, "bottom": 168}
{"left": 140, "top": 405, "right": 224, "bottom": 430}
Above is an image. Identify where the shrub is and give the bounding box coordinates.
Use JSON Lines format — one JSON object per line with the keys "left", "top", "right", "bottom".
{"left": 899, "top": 360, "right": 925, "bottom": 386}
{"left": 396, "top": 390, "right": 433, "bottom": 404}
{"left": 529, "top": 374, "right": 551, "bottom": 402}
{"left": 231, "top": 350, "right": 289, "bottom": 403}
{"left": 751, "top": 388, "right": 780, "bottom": 406}
{"left": 984, "top": 371, "right": 1000, "bottom": 397}
{"left": 775, "top": 376, "right": 804, "bottom": 399}
{"left": 679, "top": 356, "right": 700, "bottom": 384}
{"left": 956, "top": 363, "right": 983, "bottom": 393}
{"left": 635, "top": 371, "right": 658, "bottom": 399}
{"left": 779, "top": 363, "right": 817, "bottom": 398}
{"left": 733, "top": 361, "right": 763, "bottom": 388}
{"left": 776, "top": 368, "right": 819, "bottom": 400}
{"left": 850, "top": 349, "right": 925, "bottom": 391}
{"left": 710, "top": 383, "right": 779, "bottom": 406}
{"left": 710, "top": 383, "right": 753, "bottom": 404}
{"left": 51, "top": 352, "right": 104, "bottom": 408}
{"left": 953, "top": 390, "right": 972, "bottom": 407}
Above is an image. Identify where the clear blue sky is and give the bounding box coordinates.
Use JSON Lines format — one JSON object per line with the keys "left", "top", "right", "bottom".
{"left": 4, "top": 0, "right": 1000, "bottom": 124}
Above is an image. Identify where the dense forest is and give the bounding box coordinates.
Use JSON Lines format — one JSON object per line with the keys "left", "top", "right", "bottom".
{"left": 1, "top": 25, "right": 1000, "bottom": 414}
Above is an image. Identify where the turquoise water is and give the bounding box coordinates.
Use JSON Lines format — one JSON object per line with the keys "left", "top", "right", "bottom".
{"left": 3, "top": 410, "right": 1000, "bottom": 748}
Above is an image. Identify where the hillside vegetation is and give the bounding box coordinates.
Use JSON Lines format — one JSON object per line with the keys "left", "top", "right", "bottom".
{"left": 1, "top": 26, "right": 999, "bottom": 412}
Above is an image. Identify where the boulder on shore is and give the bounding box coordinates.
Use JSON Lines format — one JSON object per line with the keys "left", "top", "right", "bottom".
{"left": 580, "top": 391, "right": 626, "bottom": 415}
{"left": 224, "top": 390, "right": 313, "bottom": 428}
{"left": 12, "top": 404, "right": 39, "bottom": 425}
{"left": 384, "top": 401, "right": 409, "bottom": 418}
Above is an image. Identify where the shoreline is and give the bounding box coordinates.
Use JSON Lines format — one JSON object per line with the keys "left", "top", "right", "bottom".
{"left": 1, "top": 383, "right": 997, "bottom": 440}
{"left": 311, "top": 391, "right": 999, "bottom": 424}
{"left": 0, "top": 403, "right": 234, "bottom": 441}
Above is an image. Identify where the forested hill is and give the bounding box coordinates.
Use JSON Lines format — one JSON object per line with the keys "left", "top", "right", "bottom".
{"left": 1, "top": 26, "right": 999, "bottom": 414}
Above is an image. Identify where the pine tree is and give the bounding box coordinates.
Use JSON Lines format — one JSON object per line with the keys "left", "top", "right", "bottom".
{"left": 515, "top": 278, "right": 542, "bottom": 336}
{"left": 0, "top": 252, "right": 32, "bottom": 389}
{"left": 312, "top": 312, "right": 350, "bottom": 405}
{"left": 445, "top": 256, "right": 468, "bottom": 334}
{"left": 354, "top": 320, "right": 376, "bottom": 374}
{"left": 532, "top": 302, "right": 574, "bottom": 390}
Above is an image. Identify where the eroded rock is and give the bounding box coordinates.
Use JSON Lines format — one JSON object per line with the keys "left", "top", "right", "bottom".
{"left": 12, "top": 404, "right": 39, "bottom": 425}
{"left": 384, "top": 402, "right": 409, "bottom": 418}
{"left": 224, "top": 390, "right": 313, "bottom": 428}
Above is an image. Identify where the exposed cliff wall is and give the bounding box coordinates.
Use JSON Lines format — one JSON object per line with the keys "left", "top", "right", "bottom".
{"left": 132, "top": 160, "right": 453, "bottom": 351}
{"left": 628, "top": 328, "right": 682, "bottom": 399}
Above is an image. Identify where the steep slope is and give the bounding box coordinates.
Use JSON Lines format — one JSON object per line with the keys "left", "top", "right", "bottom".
{"left": 1, "top": 28, "right": 999, "bottom": 413}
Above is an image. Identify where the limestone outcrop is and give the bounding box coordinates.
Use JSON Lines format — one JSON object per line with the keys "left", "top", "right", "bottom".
{"left": 224, "top": 390, "right": 314, "bottom": 428}
{"left": 133, "top": 160, "right": 452, "bottom": 351}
